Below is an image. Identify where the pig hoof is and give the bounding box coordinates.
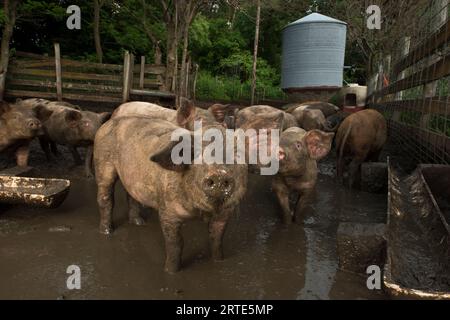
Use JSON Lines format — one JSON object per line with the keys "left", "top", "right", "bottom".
{"left": 99, "top": 225, "right": 114, "bottom": 235}
{"left": 129, "top": 217, "right": 146, "bottom": 226}
{"left": 164, "top": 264, "right": 181, "bottom": 274}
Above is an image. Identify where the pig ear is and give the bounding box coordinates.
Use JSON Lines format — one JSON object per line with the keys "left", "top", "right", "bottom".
{"left": 304, "top": 130, "right": 334, "bottom": 160}
{"left": 33, "top": 105, "right": 53, "bottom": 122}
{"left": 0, "top": 101, "right": 11, "bottom": 116}
{"left": 99, "top": 112, "right": 112, "bottom": 124}
{"left": 65, "top": 110, "right": 82, "bottom": 127}
{"left": 208, "top": 104, "right": 234, "bottom": 123}
{"left": 176, "top": 97, "right": 196, "bottom": 127}
{"left": 150, "top": 132, "right": 194, "bottom": 172}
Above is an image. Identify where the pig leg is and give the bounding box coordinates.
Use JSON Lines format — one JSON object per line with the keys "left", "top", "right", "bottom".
{"left": 272, "top": 177, "right": 293, "bottom": 224}
{"left": 50, "top": 141, "right": 60, "bottom": 157}
{"left": 159, "top": 214, "right": 183, "bottom": 273}
{"left": 70, "top": 146, "right": 83, "bottom": 166}
{"left": 96, "top": 163, "right": 118, "bottom": 235}
{"left": 294, "top": 188, "right": 315, "bottom": 223}
{"left": 15, "top": 144, "right": 30, "bottom": 167}
{"left": 348, "top": 158, "right": 363, "bottom": 189}
{"left": 208, "top": 209, "right": 233, "bottom": 261}
{"left": 38, "top": 137, "right": 53, "bottom": 161}
{"left": 84, "top": 145, "right": 94, "bottom": 179}
{"left": 127, "top": 193, "right": 145, "bottom": 226}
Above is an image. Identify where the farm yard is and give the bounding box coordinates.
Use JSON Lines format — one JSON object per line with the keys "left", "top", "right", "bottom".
{"left": 0, "top": 0, "right": 449, "bottom": 303}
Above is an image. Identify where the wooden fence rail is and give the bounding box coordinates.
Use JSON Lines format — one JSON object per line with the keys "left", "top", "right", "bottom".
{"left": 367, "top": 1, "right": 450, "bottom": 165}
{"left": 5, "top": 44, "right": 178, "bottom": 105}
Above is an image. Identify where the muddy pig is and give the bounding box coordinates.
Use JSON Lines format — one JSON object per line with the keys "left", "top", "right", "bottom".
{"left": 273, "top": 127, "right": 334, "bottom": 224}
{"left": 285, "top": 101, "right": 340, "bottom": 117}
{"left": 112, "top": 100, "right": 236, "bottom": 129}
{"left": 336, "top": 109, "right": 387, "bottom": 188}
{"left": 94, "top": 103, "right": 281, "bottom": 273}
{"left": 19, "top": 98, "right": 111, "bottom": 178}
{"left": 0, "top": 100, "right": 52, "bottom": 167}
{"left": 291, "top": 108, "right": 338, "bottom": 132}
{"left": 236, "top": 105, "right": 297, "bottom": 131}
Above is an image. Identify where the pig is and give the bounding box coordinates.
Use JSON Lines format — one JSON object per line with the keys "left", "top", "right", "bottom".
{"left": 325, "top": 111, "right": 350, "bottom": 132}
{"left": 291, "top": 108, "right": 338, "bottom": 132}
{"left": 272, "top": 127, "right": 334, "bottom": 224}
{"left": 94, "top": 99, "right": 283, "bottom": 272}
{"left": 0, "top": 100, "right": 52, "bottom": 167}
{"left": 18, "top": 98, "right": 111, "bottom": 178}
{"left": 336, "top": 109, "right": 387, "bottom": 188}
{"left": 112, "top": 100, "right": 236, "bottom": 129}
{"left": 285, "top": 101, "right": 340, "bottom": 117}
{"left": 236, "top": 105, "right": 297, "bottom": 131}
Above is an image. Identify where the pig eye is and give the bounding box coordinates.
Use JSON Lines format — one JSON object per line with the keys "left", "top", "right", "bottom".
{"left": 295, "top": 141, "right": 303, "bottom": 150}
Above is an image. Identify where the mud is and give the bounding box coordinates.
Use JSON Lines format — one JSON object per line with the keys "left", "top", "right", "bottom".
{"left": 387, "top": 163, "right": 450, "bottom": 293}
{"left": 0, "top": 147, "right": 388, "bottom": 299}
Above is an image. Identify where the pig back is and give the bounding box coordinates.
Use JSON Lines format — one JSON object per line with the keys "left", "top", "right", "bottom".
{"left": 100, "top": 117, "right": 184, "bottom": 210}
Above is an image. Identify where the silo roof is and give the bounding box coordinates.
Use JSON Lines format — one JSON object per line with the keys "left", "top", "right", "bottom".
{"left": 285, "top": 13, "right": 347, "bottom": 28}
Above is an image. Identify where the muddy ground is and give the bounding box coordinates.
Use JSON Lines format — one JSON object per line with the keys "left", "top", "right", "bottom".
{"left": 0, "top": 136, "right": 393, "bottom": 300}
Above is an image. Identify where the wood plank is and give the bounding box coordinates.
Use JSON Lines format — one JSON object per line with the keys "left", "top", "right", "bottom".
{"left": 122, "top": 51, "right": 131, "bottom": 103}
{"left": 7, "top": 78, "right": 127, "bottom": 93}
{"left": 389, "top": 120, "right": 450, "bottom": 162}
{"left": 12, "top": 60, "right": 55, "bottom": 68}
{"left": 62, "top": 93, "right": 122, "bottom": 103}
{"left": 5, "top": 89, "right": 57, "bottom": 99}
{"left": 381, "top": 54, "right": 450, "bottom": 95}
{"left": 139, "top": 56, "right": 145, "bottom": 89}
{"left": 371, "top": 97, "right": 450, "bottom": 115}
{"left": 8, "top": 67, "right": 122, "bottom": 82}
{"left": 130, "top": 89, "right": 176, "bottom": 98}
{"left": 393, "top": 20, "right": 450, "bottom": 75}
{"left": 54, "top": 43, "right": 63, "bottom": 101}
{"left": 5, "top": 89, "right": 122, "bottom": 103}
{"left": 132, "top": 64, "right": 166, "bottom": 75}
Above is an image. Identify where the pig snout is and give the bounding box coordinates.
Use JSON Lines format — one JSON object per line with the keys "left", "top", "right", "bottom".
{"left": 202, "top": 172, "right": 235, "bottom": 200}
{"left": 27, "top": 119, "right": 42, "bottom": 130}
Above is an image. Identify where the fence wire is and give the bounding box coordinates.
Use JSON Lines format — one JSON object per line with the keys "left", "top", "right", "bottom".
{"left": 368, "top": 0, "right": 450, "bottom": 165}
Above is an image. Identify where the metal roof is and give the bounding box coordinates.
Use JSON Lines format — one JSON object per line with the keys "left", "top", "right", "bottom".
{"left": 285, "top": 13, "right": 347, "bottom": 28}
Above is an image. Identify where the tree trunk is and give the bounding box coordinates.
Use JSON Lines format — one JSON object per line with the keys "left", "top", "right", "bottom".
{"left": 93, "top": 0, "right": 103, "bottom": 64}
{"left": 179, "top": 22, "right": 190, "bottom": 98}
{"left": 251, "top": 0, "right": 261, "bottom": 105}
{"left": 0, "top": 0, "right": 18, "bottom": 100}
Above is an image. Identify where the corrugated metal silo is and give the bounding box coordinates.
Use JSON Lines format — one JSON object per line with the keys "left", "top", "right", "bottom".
{"left": 281, "top": 13, "right": 347, "bottom": 92}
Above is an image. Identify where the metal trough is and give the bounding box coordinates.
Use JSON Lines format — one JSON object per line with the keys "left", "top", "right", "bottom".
{"left": 384, "top": 159, "right": 450, "bottom": 299}
{"left": 0, "top": 176, "right": 70, "bottom": 208}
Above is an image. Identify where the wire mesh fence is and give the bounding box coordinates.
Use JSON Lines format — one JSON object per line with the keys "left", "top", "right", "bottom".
{"left": 368, "top": 0, "right": 450, "bottom": 165}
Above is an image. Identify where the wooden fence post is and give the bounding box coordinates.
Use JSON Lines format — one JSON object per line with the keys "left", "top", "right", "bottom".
{"left": 122, "top": 51, "right": 131, "bottom": 102}
{"left": 54, "top": 43, "right": 63, "bottom": 101}
{"left": 129, "top": 53, "right": 135, "bottom": 94}
{"left": 421, "top": 0, "right": 448, "bottom": 128}
{"left": 192, "top": 63, "right": 199, "bottom": 101}
{"left": 139, "top": 56, "right": 145, "bottom": 89}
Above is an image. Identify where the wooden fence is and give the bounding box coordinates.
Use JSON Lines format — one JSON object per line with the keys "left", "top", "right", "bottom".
{"left": 367, "top": 0, "right": 450, "bottom": 165}
{"left": 5, "top": 44, "right": 177, "bottom": 105}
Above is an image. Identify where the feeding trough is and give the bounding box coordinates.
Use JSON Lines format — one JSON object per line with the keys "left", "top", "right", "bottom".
{"left": 0, "top": 175, "right": 70, "bottom": 209}
{"left": 384, "top": 159, "right": 450, "bottom": 299}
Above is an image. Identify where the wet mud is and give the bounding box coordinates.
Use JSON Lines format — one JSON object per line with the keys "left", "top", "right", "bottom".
{"left": 387, "top": 163, "right": 450, "bottom": 294}
{"left": 0, "top": 145, "right": 388, "bottom": 299}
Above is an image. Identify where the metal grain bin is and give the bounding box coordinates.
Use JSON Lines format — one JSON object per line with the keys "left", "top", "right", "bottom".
{"left": 281, "top": 13, "right": 347, "bottom": 92}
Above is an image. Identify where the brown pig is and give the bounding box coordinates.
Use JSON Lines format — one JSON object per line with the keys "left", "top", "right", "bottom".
{"left": 19, "top": 98, "right": 111, "bottom": 178}
{"left": 236, "top": 105, "right": 298, "bottom": 131}
{"left": 94, "top": 102, "right": 282, "bottom": 273}
{"left": 112, "top": 100, "right": 236, "bottom": 129}
{"left": 0, "top": 100, "right": 52, "bottom": 167}
{"left": 336, "top": 109, "right": 387, "bottom": 188}
{"left": 272, "top": 127, "right": 334, "bottom": 224}
{"left": 291, "top": 108, "right": 338, "bottom": 132}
